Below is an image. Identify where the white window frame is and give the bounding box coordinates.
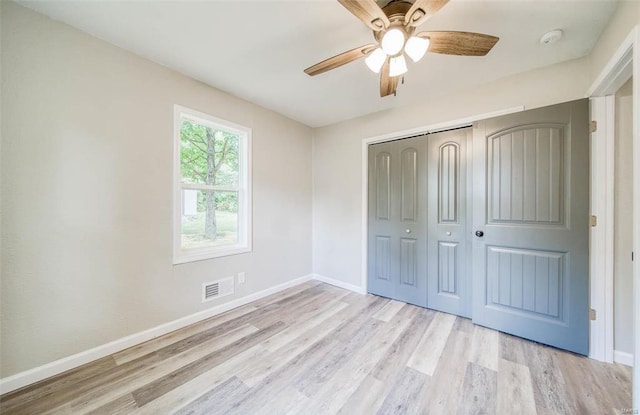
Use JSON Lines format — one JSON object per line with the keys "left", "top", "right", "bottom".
{"left": 173, "top": 105, "right": 252, "bottom": 264}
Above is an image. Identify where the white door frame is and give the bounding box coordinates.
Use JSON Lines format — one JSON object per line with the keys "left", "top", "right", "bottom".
{"left": 588, "top": 94, "right": 616, "bottom": 363}
{"left": 587, "top": 24, "right": 639, "bottom": 407}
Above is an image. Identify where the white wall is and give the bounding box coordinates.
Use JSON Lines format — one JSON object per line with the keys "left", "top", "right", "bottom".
{"left": 0, "top": 1, "right": 312, "bottom": 377}
{"left": 614, "top": 78, "right": 634, "bottom": 355}
{"left": 589, "top": 1, "right": 640, "bottom": 82}
{"left": 312, "top": 57, "right": 591, "bottom": 288}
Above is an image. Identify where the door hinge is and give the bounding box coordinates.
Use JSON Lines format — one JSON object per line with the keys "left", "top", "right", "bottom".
{"left": 589, "top": 308, "right": 597, "bottom": 320}
{"left": 590, "top": 120, "right": 598, "bottom": 133}
{"left": 590, "top": 215, "right": 597, "bottom": 227}
{"left": 632, "top": 251, "right": 635, "bottom": 262}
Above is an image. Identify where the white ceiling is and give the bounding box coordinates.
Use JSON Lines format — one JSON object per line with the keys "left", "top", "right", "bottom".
{"left": 19, "top": 0, "right": 618, "bottom": 127}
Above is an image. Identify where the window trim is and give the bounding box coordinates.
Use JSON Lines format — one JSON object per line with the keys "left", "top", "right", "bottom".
{"left": 173, "top": 105, "right": 252, "bottom": 264}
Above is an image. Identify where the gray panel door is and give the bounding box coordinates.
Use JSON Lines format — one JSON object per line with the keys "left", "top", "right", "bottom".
{"left": 427, "top": 128, "right": 472, "bottom": 317}
{"left": 368, "top": 136, "right": 427, "bottom": 307}
{"left": 472, "top": 99, "right": 590, "bottom": 355}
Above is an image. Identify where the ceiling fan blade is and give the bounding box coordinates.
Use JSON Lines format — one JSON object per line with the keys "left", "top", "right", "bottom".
{"left": 405, "top": 0, "right": 449, "bottom": 27}
{"left": 304, "top": 43, "right": 377, "bottom": 76}
{"left": 417, "top": 31, "right": 499, "bottom": 56}
{"left": 338, "top": 0, "right": 390, "bottom": 31}
{"left": 379, "top": 58, "right": 398, "bottom": 97}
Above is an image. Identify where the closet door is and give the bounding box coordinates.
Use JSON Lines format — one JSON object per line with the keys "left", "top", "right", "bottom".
{"left": 426, "top": 128, "right": 472, "bottom": 317}
{"left": 472, "top": 99, "right": 590, "bottom": 355}
{"left": 368, "top": 136, "right": 427, "bottom": 307}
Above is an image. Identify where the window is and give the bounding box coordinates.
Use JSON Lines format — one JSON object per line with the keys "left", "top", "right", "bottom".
{"left": 173, "top": 105, "right": 251, "bottom": 263}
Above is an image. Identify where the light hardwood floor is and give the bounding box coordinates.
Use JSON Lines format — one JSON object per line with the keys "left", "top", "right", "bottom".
{"left": 1, "top": 281, "right": 632, "bottom": 414}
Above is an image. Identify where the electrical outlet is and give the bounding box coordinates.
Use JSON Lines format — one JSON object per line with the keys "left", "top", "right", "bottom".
{"left": 237, "top": 272, "right": 246, "bottom": 284}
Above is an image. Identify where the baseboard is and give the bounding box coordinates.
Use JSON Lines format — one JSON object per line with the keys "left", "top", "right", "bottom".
{"left": 312, "top": 273, "right": 366, "bottom": 294}
{"left": 613, "top": 350, "right": 634, "bottom": 367}
{"left": 0, "top": 274, "right": 313, "bottom": 395}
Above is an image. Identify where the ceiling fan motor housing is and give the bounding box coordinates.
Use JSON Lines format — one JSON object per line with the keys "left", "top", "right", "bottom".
{"left": 382, "top": 0, "right": 413, "bottom": 20}
{"left": 375, "top": 0, "right": 416, "bottom": 44}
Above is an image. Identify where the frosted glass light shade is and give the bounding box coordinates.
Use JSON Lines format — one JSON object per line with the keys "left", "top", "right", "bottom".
{"left": 365, "top": 48, "right": 386, "bottom": 73}
{"left": 405, "top": 36, "right": 429, "bottom": 62}
{"left": 381, "top": 28, "right": 405, "bottom": 56}
{"left": 389, "top": 55, "right": 408, "bottom": 77}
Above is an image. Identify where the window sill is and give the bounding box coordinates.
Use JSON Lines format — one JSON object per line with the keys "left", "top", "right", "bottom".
{"left": 173, "top": 245, "right": 251, "bottom": 264}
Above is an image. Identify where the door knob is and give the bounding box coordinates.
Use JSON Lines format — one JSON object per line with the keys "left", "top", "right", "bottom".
{"left": 446, "top": 231, "right": 452, "bottom": 236}
{"left": 405, "top": 229, "right": 411, "bottom": 234}
{"left": 475, "top": 230, "right": 484, "bottom": 237}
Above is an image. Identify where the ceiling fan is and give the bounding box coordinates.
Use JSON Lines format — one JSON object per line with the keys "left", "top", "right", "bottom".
{"left": 304, "top": 0, "right": 499, "bottom": 97}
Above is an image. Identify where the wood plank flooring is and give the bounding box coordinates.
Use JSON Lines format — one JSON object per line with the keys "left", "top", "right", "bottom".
{"left": 1, "top": 281, "right": 632, "bottom": 414}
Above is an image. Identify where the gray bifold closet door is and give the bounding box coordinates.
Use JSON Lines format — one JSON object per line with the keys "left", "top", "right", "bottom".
{"left": 426, "top": 128, "right": 472, "bottom": 318}
{"left": 471, "top": 99, "right": 590, "bottom": 355}
{"left": 367, "top": 136, "right": 428, "bottom": 307}
{"left": 367, "top": 129, "right": 471, "bottom": 312}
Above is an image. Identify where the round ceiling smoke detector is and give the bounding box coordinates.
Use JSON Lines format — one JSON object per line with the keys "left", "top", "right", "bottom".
{"left": 540, "top": 29, "right": 563, "bottom": 45}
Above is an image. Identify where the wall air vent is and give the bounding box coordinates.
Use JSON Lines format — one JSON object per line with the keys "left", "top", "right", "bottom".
{"left": 202, "top": 276, "right": 234, "bottom": 302}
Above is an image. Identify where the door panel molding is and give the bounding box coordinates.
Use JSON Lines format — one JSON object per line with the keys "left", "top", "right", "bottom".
{"left": 375, "top": 236, "right": 391, "bottom": 280}
{"left": 486, "top": 124, "right": 567, "bottom": 226}
{"left": 401, "top": 148, "right": 418, "bottom": 222}
{"left": 375, "top": 152, "right": 391, "bottom": 220}
{"left": 438, "top": 241, "right": 459, "bottom": 296}
{"left": 485, "top": 245, "right": 565, "bottom": 320}
{"left": 438, "top": 142, "right": 460, "bottom": 224}
{"left": 400, "top": 238, "right": 418, "bottom": 286}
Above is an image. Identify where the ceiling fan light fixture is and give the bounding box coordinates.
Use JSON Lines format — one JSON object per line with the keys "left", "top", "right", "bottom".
{"left": 404, "top": 36, "right": 429, "bottom": 62}
{"left": 389, "top": 55, "right": 408, "bottom": 77}
{"left": 365, "top": 48, "right": 387, "bottom": 73}
{"left": 381, "top": 28, "right": 406, "bottom": 56}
